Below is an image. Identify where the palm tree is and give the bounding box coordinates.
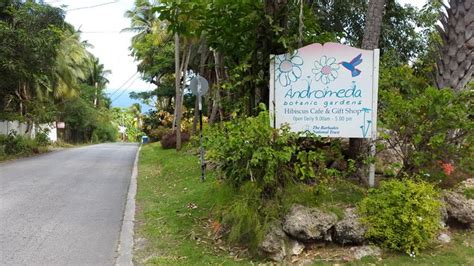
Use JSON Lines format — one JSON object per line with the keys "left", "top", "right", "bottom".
{"left": 86, "top": 58, "right": 111, "bottom": 89}
{"left": 435, "top": 0, "right": 473, "bottom": 92}
{"left": 123, "top": 0, "right": 162, "bottom": 44}
{"left": 85, "top": 58, "right": 111, "bottom": 107}
{"left": 49, "top": 28, "right": 91, "bottom": 99}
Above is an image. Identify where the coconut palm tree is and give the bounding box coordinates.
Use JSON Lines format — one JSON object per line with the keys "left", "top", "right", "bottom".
{"left": 49, "top": 28, "right": 91, "bottom": 99}
{"left": 435, "top": 0, "right": 473, "bottom": 92}
{"left": 123, "top": 0, "right": 160, "bottom": 44}
{"left": 86, "top": 58, "right": 111, "bottom": 89}
{"left": 85, "top": 58, "right": 111, "bottom": 107}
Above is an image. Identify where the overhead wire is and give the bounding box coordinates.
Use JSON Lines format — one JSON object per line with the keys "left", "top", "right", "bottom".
{"left": 43, "top": 0, "right": 147, "bottom": 104}
{"left": 111, "top": 76, "right": 140, "bottom": 102}
{"left": 65, "top": 1, "right": 119, "bottom": 12}
{"left": 108, "top": 72, "right": 139, "bottom": 97}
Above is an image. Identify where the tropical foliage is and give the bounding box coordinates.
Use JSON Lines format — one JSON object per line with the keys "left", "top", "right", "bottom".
{"left": 0, "top": 0, "right": 118, "bottom": 144}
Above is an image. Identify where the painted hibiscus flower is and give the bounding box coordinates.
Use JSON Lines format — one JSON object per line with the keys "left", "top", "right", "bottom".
{"left": 312, "top": 56, "right": 340, "bottom": 84}
{"left": 276, "top": 53, "right": 303, "bottom": 87}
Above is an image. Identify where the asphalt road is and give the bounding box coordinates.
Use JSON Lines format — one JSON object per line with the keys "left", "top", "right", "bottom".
{"left": 0, "top": 143, "right": 139, "bottom": 265}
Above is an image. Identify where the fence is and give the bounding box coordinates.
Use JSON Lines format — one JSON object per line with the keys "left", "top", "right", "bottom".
{"left": 0, "top": 121, "right": 57, "bottom": 142}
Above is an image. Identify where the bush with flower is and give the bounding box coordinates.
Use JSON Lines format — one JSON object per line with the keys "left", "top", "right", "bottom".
{"left": 378, "top": 86, "right": 473, "bottom": 183}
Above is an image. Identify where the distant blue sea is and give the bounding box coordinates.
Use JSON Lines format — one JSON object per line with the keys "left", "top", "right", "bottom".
{"left": 107, "top": 90, "right": 155, "bottom": 114}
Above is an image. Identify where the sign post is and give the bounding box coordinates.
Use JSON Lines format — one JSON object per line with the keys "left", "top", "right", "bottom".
{"left": 270, "top": 43, "right": 380, "bottom": 186}
{"left": 190, "top": 74, "right": 209, "bottom": 182}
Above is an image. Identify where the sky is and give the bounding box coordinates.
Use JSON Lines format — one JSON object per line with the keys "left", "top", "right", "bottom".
{"left": 44, "top": 0, "right": 153, "bottom": 110}
{"left": 45, "top": 0, "right": 428, "bottom": 110}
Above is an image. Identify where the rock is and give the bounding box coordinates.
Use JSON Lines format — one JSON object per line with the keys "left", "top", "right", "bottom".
{"left": 375, "top": 130, "right": 403, "bottom": 174}
{"left": 334, "top": 208, "right": 367, "bottom": 244}
{"left": 289, "top": 239, "right": 305, "bottom": 256}
{"left": 283, "top": 204, "right": 337, "bottom": 242}
{"left": 444, "top": 191, "right": 474, "bottom": 227}
{"left": 437, "top": 233, "right": 451, "bottom": 243}
{"left": 457, "top": 178, "right": 474, "bottom": 192}
{"left": 259, "top": 223, "right": 288, "bottom": 262}
{"left": 350, "top": 245, "right": 382, "bottom": 260}
{"left": 259, "top": 223, "right": 307, "bottom": 262}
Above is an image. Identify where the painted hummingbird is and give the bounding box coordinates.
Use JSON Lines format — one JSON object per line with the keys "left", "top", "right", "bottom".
{"left": 340, "top": 53, "right": 363, "bottom": 77}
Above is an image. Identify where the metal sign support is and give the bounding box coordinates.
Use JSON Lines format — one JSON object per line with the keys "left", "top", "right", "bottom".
{"left": 368, "top": 49, "right": 380, "bottom": 187}
{"left": 198, "top": 93, "right": 205, "bottom": 182}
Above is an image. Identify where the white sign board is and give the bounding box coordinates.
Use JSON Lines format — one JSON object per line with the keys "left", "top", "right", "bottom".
{"left": 118, "top": 126, "right": 127, "bottom": 134}
{"left": 56, "top": 121, "right": 65, "bottom": 129}
{"left": 270, "top": 43, "right": 379, "bottom": 138}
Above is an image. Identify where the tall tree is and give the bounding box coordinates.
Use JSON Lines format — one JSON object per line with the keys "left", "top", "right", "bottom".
{"left": 51, "top": 28, "right": 91, "bottom": 99}
{"left": 361, "top": 0, "right": 386, "bottom": 50}
{"left": 435, "top": 0, "right": 473, "bottom": 92}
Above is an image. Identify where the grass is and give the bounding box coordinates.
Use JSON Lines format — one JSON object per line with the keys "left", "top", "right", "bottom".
{"left": 133, "top": 143, "right": 251, "bottom": 265}
{"left": 344, "top": 230, "right": 474, "bottom": 266}
{"left": 0, "top": 145, "right": 49, "bottom": 162}
{"left": 135, "top": 142, "right": 474, "bottom": 265}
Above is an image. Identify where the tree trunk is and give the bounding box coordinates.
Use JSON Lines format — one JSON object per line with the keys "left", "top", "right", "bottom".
{"left": 349, "top": 0, "right": 385, "bottom": 177}
{"left": 298, "top": 0, "right": 304, "bottom": 48}
{"left": 361, "top": 0, "right": 385, "bottom": 51}
{"left": 209, "top": 51, "right": 222, "bottom": 124}
{"left": 435, "top": 0, "right": 474, "bottom": 92}
{"left": 174, "top": 32, "right": 182, "bottom": 151}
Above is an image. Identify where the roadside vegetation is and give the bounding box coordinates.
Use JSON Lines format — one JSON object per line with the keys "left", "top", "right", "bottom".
{"left": 0, "top": 1, "right": 144, "bottom": 159}
{"left": 0, "top": 130, "right": 50, "bottom": 161}
{"left": 134, "top": 143, "right": 251, "bottom": 265}
{"left": 128, "top": 0, "right": 473, "bottom": 264}
{"left": 136, "top": 143, "right": 474, "bottom": 265}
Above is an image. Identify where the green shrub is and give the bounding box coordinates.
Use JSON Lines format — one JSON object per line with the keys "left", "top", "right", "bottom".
{"left": 358, "top": 179, "right": 441, "bottom": 255}
{"left": 204, "top": 110, "right": 297, "bottom": 191}
{"left": 204, "top": 109, "right": 354, "bottom": 192}
{"left": 35, "top": 128, "right": 50, "bottom": 147}
{"left": 379, "top": 87, "right": 473, "bottom": 180}
{"left": 2, "top": 131, "right": 38, "bottom": 155}
{"left": 93, "top": 122, "right": 118, "bottom": 142}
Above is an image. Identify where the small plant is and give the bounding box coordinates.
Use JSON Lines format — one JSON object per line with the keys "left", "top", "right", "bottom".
{"left": 220, "top": 182, "right": 270, "bottom": 251}
{"left": 35, "top": 128, "right": 50, "bottom": 147}
{"left": 160, "top": 131, "right": 190, "bottom": 149}
{"left": 358, "top": 179, "right": 441, "bottom": 255}
{"left": 463, "top": 188, "right": 474, "bottom": 200}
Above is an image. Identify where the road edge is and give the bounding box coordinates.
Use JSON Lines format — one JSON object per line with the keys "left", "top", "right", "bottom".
{"left": 116, "top": 144, "right": 141, "bottom": 266}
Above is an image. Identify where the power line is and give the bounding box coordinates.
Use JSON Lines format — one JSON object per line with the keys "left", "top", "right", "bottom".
{"left": 109, "top": 72, "right": 138, "bottom": 97}
{"left": 44, "top": 0, "right": 65, "bottom": 4}
{"left": 80, "top": 31, "right": 122, "bottom": 34}
{"left": 66, "top": 1, "right": 119, "bottom": 12}
{"left": 112, "top": 76, "right": 140, "bottom": 102}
